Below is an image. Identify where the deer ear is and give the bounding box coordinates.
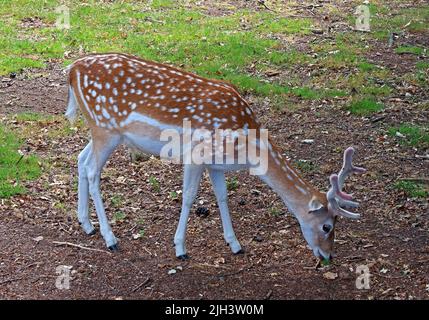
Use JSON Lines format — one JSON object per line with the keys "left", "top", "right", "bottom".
{"left": 308, "top": 197, "right": 324, "bottom": 213}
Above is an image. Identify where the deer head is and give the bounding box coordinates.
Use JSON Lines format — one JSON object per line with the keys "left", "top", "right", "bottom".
{"left": 298, "top": 147, "right": 366, "bottom": 261}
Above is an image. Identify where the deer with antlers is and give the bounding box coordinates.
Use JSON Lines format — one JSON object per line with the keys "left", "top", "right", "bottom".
{"left": 65, "top": 53, "right": 365, "bottom": 261}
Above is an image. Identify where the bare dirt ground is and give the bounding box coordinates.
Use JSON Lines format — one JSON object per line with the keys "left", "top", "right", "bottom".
{"left": 0, "top": 1, "right": 428, "bottom": 300}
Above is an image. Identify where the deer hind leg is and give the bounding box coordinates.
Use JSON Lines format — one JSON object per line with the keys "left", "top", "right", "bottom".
{"left": 77, "top": 141, "right": 96, "bottom": 235}
{"left": 174, "top": 164, "right": 204, "bottom": 259}
{"left": 208, "top": 169, "right": 243, "bottom": 254}
{"left": 84, "top": 133, "right": 121, "bottom": 250}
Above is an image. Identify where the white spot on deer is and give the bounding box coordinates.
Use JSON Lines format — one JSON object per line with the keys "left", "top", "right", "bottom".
{"left": 296, "top": 185, "right": 308, "bottom": 195}
{"left": 102, "top": 108, "right": 111, "bottom": 120}
{"left": 113, "top": 105, "right": 118, "bottom": 113}
{"left": 112, "top": 88, "right": 118, "bottom": 96}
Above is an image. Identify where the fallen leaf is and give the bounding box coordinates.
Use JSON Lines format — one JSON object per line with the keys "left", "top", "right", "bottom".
{"left": 214, "top": 257, "right": 225, "bottom": 266}
{"left": 323, "top": 272, "right": 338, "bottom": 280}
{"left": 32, "top": 236, "right": 44, "bottom": 243}
{"left": 168, "top": 269, "right": 177, "bottom": 275}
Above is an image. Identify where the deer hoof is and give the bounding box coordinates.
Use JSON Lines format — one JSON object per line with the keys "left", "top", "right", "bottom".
{"left": 177, "top": 254, "right": 190, "bottom": 261}
{"left": 233, "top": 248, "right": 245, "bottom": 255}
{"left": 88, "top": 229, "right": 97, "bottom": 236}
{"left": 108, "top": 244, "right": 119, "bottom": 252}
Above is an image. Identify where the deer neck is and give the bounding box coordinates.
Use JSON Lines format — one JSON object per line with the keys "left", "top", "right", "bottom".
{"left": 260, "top": 142, "right": 326, "bottom": 220}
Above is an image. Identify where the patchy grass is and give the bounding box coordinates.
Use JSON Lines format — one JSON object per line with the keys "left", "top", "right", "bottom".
{"left": 113, "top": 211, "right": 127, "bottom": 223}
{"left": 110, "top": 194, "right": 124, "bottom": 208}
{"left": 294, "top": 160, "right": 319, "bottom": 173}
{"left": 395, "top": 46, "right": 426, "bottom": 56}
{"left": 0, "top": 1, "right": 317, "bottom": 101}
{"left": 358, "top": 61, "right": 378, "bottom": 72}
{"left": 388, "top": 124, "right": 429, "bottom": 148}
{"left": 0, "top": 125, "right": 41, "bottom": 198}
{"left": 14, "top": 112, "right": 52, "bottom": 122}
{"left": 416, "top": 61, "right": 429, "bottom": 70}
{"left": 12, "top": 113, "right": 80, "bottom": 139}
{"left": 370, "top": 5, "right": 429, "bottom": 39}
{"left": 149, "top": 176, "right": 161, "bottom": 193}
{"left": 226, "top": 176, "right": 239, "bottom": 191}
{"left": 348, "top": 98, "right": 384, "bottom": 115}
{"left": 394, "top": 181, "right": 428, "bottom": 199}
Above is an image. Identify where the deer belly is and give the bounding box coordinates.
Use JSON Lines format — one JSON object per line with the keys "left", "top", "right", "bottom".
{"left": 123, "top": 132, "right": 168, "bottom": 157}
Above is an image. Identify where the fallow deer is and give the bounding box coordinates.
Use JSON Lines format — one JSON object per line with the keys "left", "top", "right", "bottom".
{"left": 65, "top": 53, "right": 365, "bottom": 261}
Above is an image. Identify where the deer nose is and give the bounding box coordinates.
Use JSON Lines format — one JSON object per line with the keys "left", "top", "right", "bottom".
{"left": 317, "top": 249, "right": 332, "bottom": 262}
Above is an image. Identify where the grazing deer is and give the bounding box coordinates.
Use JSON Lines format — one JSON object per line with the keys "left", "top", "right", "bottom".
{"left": 65, "top": 53, "right": 365, "bottom": 261}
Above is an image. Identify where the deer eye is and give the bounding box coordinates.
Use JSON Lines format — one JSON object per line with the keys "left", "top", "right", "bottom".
{"left": 322, "top": 224, "right": 332, "bottom": 233}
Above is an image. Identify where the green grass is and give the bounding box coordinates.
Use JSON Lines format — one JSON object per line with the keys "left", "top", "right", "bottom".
{"left": 110, "top": 194, "right": 124, "bottom": 208}
{"left": 169, "top": 191, "right": 178, "bottom": 200}
{"left": 295, "top": 160, "right": 318, "bottom": 173}
{"left": 395, "top": 46, "right": 426, "bottom": 56}
{"left": 416, "top": 61, "right": 429, "bottom": 70}
{"left": 270, "top": 207, "right": 283, "bottom": 217}
{"left": 370, "top": 5, "right": 429, "bottom": 40}
{"left": 149, "top": 176, "right": 160, "bottom": 193}
{"left": 226, "top": 176, "right": 239, "bottom": 191}
{"left": 394, "top": 181, "right": 428, "bottom": 199}
{"left": 113, "top": 211, "right": 126, "bottom": 223}
{"left": 348, "top": 98, "right": 384, "bottom": 115}
{"left": 0, "top": 125, "right": 41, "bottom": 198}
{"left": 0, "top": 0, "right": 319, "bottom": 102}
{"left": 388, "top": 124, "right": 429, "bottom": 148}
{"left": 358, "top": 61, "right": 378, "bottom": 72}
{"left": 14, "top": 112, "right": 53, "bottom": 122}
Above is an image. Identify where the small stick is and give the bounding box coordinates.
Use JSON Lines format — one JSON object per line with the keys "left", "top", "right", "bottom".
{"left": 264, "top": 289, "right": 273, "bottom": 300}
{"left": 15, "top": 154, "right": 24, "bottom": 165}
{"left": 0, "top": 277, "right": 23, "bottom": 285}
{"left": 132, "top": 277, "right": 151, "bottom": 292}
{"left": 52, "top": 241, "right": 112, "bottom": 254}
{"left": 258, "top": 0, "right": 276, "bottom": 13}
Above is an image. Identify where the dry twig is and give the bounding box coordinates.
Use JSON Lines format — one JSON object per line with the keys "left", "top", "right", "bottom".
{"left": 52, "top": 241, "right": 112, "bottom": 254}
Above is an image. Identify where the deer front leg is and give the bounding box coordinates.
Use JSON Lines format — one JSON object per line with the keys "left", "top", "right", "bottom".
{"left": 174, "top": 164, "right": 204, "bottom": 259}
{"left": 85, "top": 135, "right": 121, "bottom": 250}
{"left": 208, "top": 169, "right": 243, "bottom": 254}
